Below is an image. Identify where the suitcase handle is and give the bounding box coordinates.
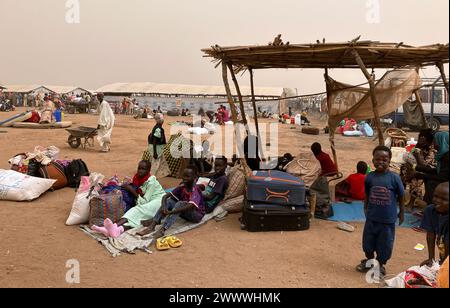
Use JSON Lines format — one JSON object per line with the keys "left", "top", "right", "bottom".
{"left": 265, "top": 188, "right": 290, "bottom": 203}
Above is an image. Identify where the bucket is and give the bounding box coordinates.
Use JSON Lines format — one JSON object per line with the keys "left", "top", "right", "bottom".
{"left": 54, "top": 109, "right": 62, "bottom": 122}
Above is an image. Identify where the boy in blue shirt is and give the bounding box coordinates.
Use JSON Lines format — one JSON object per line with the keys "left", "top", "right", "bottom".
{"left": 356, "top": 146, "right": 405, "bottom": 276}
{"left": 202, "top": 157, "right": 229, "bottom": 214}
{"left": 420, "top": 182, "right": 449, "bottom": 267}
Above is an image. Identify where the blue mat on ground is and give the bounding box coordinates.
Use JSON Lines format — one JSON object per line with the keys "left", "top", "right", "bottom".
{"left": 328, "top": 202, "right": 421, "bottom": 228}
{"left": 165, "top": 188, "right": 175, "bottom": 193}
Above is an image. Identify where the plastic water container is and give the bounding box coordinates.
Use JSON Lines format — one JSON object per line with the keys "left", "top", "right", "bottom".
{"left": 54, "top": 109, "right": 62, "bottom": 122}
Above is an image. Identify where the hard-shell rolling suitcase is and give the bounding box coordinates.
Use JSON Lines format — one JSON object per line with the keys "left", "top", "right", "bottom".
{"left": 247, "top": 170, "right": 306, "bottom": 206}
{"left": 241, "top": 201, "right": 310, "bottom": 232}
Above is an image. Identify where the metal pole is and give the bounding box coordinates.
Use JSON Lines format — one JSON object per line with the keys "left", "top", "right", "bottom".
{"left": 430, "top": 84, "right": 435, "bottom": 123}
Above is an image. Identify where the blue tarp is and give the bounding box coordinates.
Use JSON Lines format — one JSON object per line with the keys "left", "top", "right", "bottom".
{"left": 328, "top": 202, "right": 422, "bottom": 228}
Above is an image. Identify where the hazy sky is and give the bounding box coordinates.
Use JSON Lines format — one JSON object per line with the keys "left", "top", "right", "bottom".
{"left": 0, "top": 0, "right": 448, "bottom": 93}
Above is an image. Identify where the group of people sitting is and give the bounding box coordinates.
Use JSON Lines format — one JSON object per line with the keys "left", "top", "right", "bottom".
{"left": 87, "top": 113, "right": 449, "bottom": 277}
{"left": 91, "top": 157, "right": 230, "bottom": 241}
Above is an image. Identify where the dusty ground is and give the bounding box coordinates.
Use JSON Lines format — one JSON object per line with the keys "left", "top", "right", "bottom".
{"left": 0, "top": 108, "right": 432, "bottom": 288}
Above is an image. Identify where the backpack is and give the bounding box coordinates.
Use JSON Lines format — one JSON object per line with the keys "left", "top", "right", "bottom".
{"left": 66, "top": 159, "right": 90, "bottom": 188}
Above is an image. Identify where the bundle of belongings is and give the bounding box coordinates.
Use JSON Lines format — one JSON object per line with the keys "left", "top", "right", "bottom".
{"left": 215, "top": 161, "right": 252, "bottom": 214}
{"left": 240, "top": 170, "right": 310, "bottom": 232}
{"left": 383, "top": 258, "right": 449, "bottom": 288}
{"left": 337, "top": 118, "right": 374, "bottom": 137}
{"left": 7, "top": 146, "right": 90, "bottom": 192}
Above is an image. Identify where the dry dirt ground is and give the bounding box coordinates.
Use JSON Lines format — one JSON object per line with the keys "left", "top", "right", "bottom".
{"left": 0, "top": 108, "right": 432, "bottom": 288}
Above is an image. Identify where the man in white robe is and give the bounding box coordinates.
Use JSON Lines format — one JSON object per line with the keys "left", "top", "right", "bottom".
{"left": 96, "top": 93, "right": 115, "bottom": 152}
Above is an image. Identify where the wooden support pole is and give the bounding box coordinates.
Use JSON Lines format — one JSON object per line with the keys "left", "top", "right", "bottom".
{"left": 352, "top": 50, "right": 384, "bottom": 145}
{"left": 249, "top": 68, "right": 261, "bottom": 138}
{"left": 227, "top": 63, "right": 248, "bottom": 126}
{"left": 249, "top": 68, "right": 266, "bottom": 162}
{"left": 324, "top": 68, "right": 339, "bottom": 170}
{"left": 414, "top": 67, "right": 429, "bottom": 128}
{"left": 437, "top": 62, "right": 449, "bottom": 95}
{"left": 221, "top": 62, "right": 238, "bottom": 122}
{"left": 414, "top": 90, "right": 429, "bottom": 128}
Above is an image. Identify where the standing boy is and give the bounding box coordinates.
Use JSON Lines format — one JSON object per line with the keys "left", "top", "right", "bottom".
{"left": 356, "top": 146, "right": 405, "bottom": 276}
{"left": 420, "top": 182, "right": 449, "bottom": 267}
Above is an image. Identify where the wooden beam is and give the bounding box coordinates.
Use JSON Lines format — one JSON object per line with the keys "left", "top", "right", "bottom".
{"left": 414, "top": 67, "right": 429, "bottom": 128}
{"left": 221, "top": 62, "right": 238, "bottom": 122}
{"left": 227, "top": 63, "right": 248, "bottom": 125}
{"left": 437, "top": 62, "right": 449, "bottom": 95}
{"left": 352, "top": 49, "right": 384, "bottom": 145}
{"left": 249, "top": 68, "right": 261, "bottom": 138}
{"left": 325, "top": 68, "right": 339, "bottom": 170}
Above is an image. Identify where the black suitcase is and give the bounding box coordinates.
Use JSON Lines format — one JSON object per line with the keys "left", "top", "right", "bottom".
{"left": 241, "top": 201, "right": 310, "bottom": 232}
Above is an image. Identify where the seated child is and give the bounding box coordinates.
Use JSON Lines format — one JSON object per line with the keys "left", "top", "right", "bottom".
{"left": 91, "top": 161, "right": 166, "bottom": 238}
{"left": 201, "top": 157, "right": 229, "bottom": 214}
{"left": 138, "top": 165, "right": 206, "bottom": 238}
{"left": 336, "top": 161, "right": 368, "bottom": 201}
{"left": 121, "top": 160, "right": 153, "bottom": 211}
{"left": 420, "top": 182, "right": 449, "bottom": 267}
{"left": 311, "top": 142, "right": 338, "bottom": 176}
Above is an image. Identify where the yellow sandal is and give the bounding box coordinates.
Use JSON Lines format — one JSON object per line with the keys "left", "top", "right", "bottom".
{"left": 156, "top": 238, "right": 170, "bottom": 251}
{"left": 166, "top": 236, "right": 183, "bottom": 248}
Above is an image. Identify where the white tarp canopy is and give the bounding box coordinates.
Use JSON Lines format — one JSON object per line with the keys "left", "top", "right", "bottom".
{"left": 45, "top": 86, "right": 92, "bottom": 95}
{"left": 3, "top": 85, "right": 54, "bottom": 94}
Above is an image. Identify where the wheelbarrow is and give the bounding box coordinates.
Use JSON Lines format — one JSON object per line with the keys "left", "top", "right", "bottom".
{"left": 66, "top": 126, "right": 98, "bottom": 149}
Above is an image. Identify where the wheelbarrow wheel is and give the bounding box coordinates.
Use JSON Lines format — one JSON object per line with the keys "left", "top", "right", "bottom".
{"left": 68, "top": 136, "right": 81, "bottom": 149}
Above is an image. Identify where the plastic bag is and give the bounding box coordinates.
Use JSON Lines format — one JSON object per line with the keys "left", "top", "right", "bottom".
{"left": 66, "top": 173, "right": 104, "bottom": 226}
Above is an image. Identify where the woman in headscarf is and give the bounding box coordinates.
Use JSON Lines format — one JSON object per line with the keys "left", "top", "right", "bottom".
{"left": 96, "top": 93, "right": 115, "bottom": 152}
{"left": 402, "top": 129, "right": 436, "bottom": 206}
{"left": 412, "top": 131, "right": 449, "bottom": 204}
{"left": 147, "top": 113, "right": 170, "bottom": 177}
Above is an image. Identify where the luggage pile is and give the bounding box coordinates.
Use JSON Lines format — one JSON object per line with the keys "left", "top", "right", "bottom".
{"left": 241, "top": 170, "right": 310, "bottom": 232}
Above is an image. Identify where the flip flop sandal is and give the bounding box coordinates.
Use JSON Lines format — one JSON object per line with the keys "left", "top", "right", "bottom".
{"left": 156, "top": 238, "right": 170, "bottom": 251}
{"left": 337, "top": 222, "right": 355, "bottom": 232}
{"left": 165, "top": 236, "right": 183, "bottom": 248}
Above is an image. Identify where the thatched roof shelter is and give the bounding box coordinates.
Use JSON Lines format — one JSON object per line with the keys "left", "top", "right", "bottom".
{"left": 202, "top": 36, "right": 449, "bottom": 168}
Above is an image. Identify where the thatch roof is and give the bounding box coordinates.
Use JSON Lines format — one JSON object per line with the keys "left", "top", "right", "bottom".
{"left": 202, "top": 39, "right": 449, "bottom": 71}
{"left": 97, "top": 82, "right": 292, "bottom": 97}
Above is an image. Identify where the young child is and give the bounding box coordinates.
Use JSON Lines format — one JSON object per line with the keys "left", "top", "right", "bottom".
{"left": 311, "top": 142, "right": 338, "bottom": 176}
{"left": 202, "top": 157, "right": 229, "bottom": 214}
{"left": 121, "top": 160, "right": 152, "bottom": 211}
{"left": 420, "top": 182, "right": 449, "bottom": 267}
{"left": 138, "top": 165, "right": 206, "bottom": 238}
{"left": 91, "top": 161, "right": 166, "bottom": 238}
{"left": 337, "top": 161, "right": 368, "bottom": 201}
{"left": 356, "top": 146, "right": 405, "bottom": 276}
